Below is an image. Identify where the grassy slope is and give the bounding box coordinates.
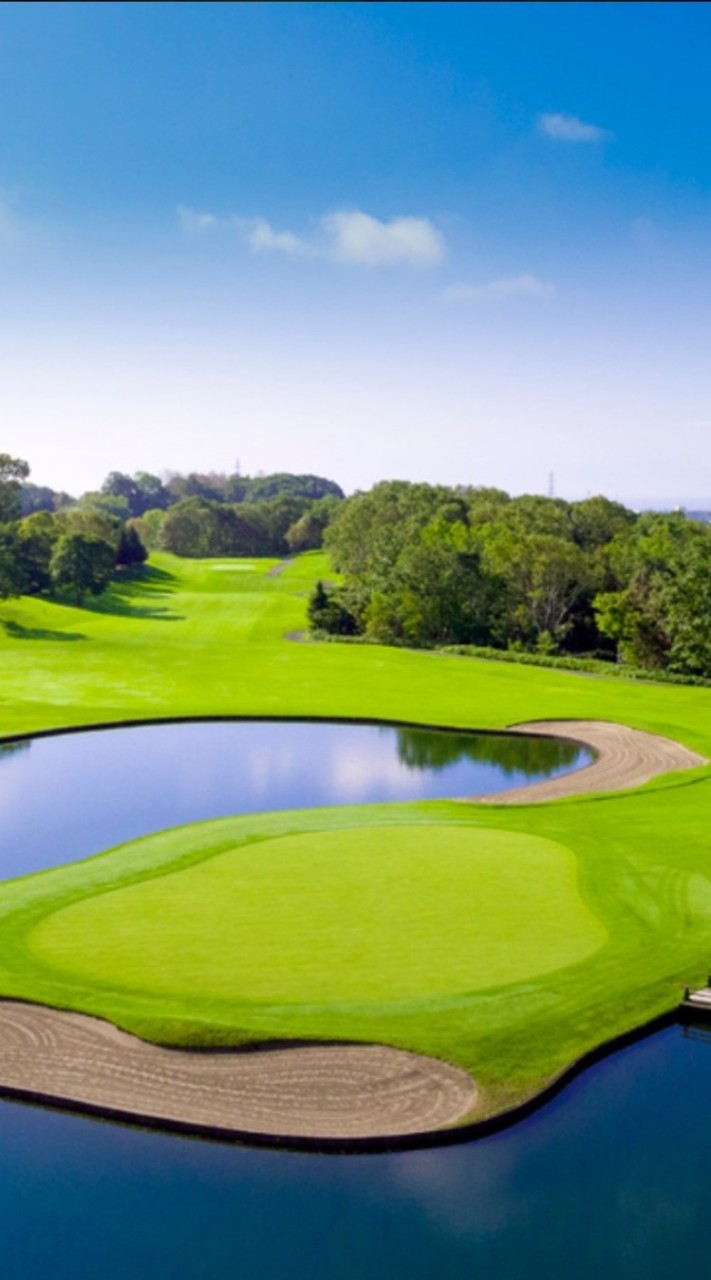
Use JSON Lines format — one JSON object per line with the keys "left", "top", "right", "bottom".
{"left": 1, "top": 552, "right": 710, "bottom": 1117}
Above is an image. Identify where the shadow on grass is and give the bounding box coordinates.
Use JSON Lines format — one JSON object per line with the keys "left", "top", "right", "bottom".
{"left": 81, "top": 564, "right": 185, "bottom": 621}
{"left": 3, "top": 620, "right": 86, "bottom": 642}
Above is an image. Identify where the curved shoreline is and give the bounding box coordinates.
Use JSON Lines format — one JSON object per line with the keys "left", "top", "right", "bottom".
{"left": 0, "top": 1000, "right": 476, "bottom": 1146}
{"left": 474, "top": 719, "right": 707, "bottom": 804}
{"left": 0, "top": 998, "right": 681, "bottom": 1153}
{"left": 0, "top": 719, "right": 705, "bottom": 1148}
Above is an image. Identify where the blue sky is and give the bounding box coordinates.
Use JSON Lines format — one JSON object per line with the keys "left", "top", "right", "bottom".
{"left": 1, "top": 1, "right": 710, "bottom": 502}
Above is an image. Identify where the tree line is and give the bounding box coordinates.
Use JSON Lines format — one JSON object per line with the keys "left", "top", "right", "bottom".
{"left": 20, "top": 467, "right": 344, "bottom": 560}
{"left": 2, "top": 457, "right": 343, "bottom": 604}
{"left": 309, "top": 481, "right": 711, "bottom": 681}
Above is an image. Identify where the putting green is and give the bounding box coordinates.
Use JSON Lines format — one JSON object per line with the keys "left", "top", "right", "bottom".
{"left": 29, "top": 824, "right": 605, "bottom": 1005}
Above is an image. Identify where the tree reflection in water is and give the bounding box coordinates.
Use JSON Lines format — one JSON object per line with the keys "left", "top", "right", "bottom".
{"left": 0, "top": 740, "right": 30, "bottom": 764}
{"left": 394, "top": 726, "right": 584, "bottom": 778}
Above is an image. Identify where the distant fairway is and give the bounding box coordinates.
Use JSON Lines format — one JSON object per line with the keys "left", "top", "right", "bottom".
{"left": 28, "top": 825, "right": 605, "bottom": 1005}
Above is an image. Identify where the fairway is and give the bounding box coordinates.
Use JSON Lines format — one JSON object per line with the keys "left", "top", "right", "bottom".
{"left": 28, "top": 825, "right": 605, "bottom": 1004}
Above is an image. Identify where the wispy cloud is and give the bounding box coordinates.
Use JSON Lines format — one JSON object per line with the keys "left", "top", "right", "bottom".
{"left": 246, "top": 217, "right": 308, "bottom": 256}
{"left": 443, "top": 274, "right": 554, "bottom": 302}
{"left": 177, "top": 206, "right": 218, "bottom": 233}
{"left": 321, "top": 210, "right": 444, "bottom": 266}
{"left": 538, "top": 112, "right": 611, "bottom": 143}
{"left": 178, "top": 206, "right": 445, "bottom": 267}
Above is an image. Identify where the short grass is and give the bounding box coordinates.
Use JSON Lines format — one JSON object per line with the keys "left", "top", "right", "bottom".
{"left": 0, "top": 551, "right": 710, "bottom": 1118}
{"left": 1, "top": 552, "right": 709, "bottom": 756}
{"left": 28, "top": 826, "right": 605, "bottom": 1003}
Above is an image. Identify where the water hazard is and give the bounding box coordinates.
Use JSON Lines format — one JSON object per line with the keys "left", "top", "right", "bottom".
{"left": 0, "top": 1022, "right": 708, "bottom": 1278}
{"left": 0, "top": 718, "right": 586, "bottom": 878}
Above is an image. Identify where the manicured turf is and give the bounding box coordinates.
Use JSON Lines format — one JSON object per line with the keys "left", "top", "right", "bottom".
{"left": 0, "top": 552, "right": 709, "bottom": 756}
{"left": 29, "top": 826, "right": 605, "bottom": 1003}
{"left": 0, "top": 552, "right": 710, "bottom": 1117}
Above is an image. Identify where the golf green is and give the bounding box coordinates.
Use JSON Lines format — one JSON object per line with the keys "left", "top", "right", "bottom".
{"left": 29, "top": 825, "right": 605, "bottom": 1005}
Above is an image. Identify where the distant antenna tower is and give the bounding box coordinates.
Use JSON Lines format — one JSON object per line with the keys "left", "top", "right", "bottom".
{"left": 547, "top": 471, "right": 556, "bottom": 499}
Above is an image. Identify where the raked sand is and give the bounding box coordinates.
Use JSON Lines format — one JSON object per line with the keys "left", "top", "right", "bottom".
{"left": 474, "top": 719, "right": 706, "bottom": 804}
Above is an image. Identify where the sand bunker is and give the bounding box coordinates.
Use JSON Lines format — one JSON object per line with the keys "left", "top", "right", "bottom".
{"left": 0, "top": 1001, "right": 476, "bottom": 1145}
{"left": 476, "top": 719, "right": 707, "bottom": 804}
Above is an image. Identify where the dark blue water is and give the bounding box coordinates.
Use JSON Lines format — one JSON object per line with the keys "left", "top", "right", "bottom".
{"left": 0, "top": 720, "right": 585, "bottom": 878}
{"left": 0, "top": 1023, "right": 708, "bottom": 1278}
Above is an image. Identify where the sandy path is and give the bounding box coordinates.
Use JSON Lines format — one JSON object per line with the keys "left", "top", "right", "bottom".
{"left": 0, "top": 1001, "right": 477, "bottom": 1144}
{"left": 475, "top": 719, "right": 707, "bottom": 804}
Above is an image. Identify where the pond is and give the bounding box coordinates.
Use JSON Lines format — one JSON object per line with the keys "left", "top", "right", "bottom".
{"left": 0, "top": 718, "right": 587, "bottom": 878}
{"left": 0, "top": 1022, "right": 708, "bottom": 1278}
{"left": 3, "top": 717, "right": 699, "bottom": 1277}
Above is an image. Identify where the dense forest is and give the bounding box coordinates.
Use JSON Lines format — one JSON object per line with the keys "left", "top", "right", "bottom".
{"left": 20, "top": 466, "right": 344, "bottom": 559}
{"left": 310, "top": 481, "right": 711, "bottom": 682}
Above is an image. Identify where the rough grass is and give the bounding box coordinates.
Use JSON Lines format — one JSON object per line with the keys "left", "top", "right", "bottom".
{"left": 0, "top": 551, "right": 710, "bottom": 1117}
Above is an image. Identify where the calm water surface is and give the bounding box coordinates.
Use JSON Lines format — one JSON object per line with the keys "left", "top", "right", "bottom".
{"left": 0, "top": 719, "right": 586, "bottom": 878}
{"left": 1, "top": 720, "right": 699, "bottom": 1276}
{"left": 0, "top": 1024, "right": 709, "bottom": 1278}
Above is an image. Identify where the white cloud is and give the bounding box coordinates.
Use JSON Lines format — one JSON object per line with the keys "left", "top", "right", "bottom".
{"left": 178, "top": 205, "right": 445, "bottom": 267}
{"left": 443, "top": 274, "right": 554, "bottom": 302}
{"left": 245, "top": 217, "right": 309, "bottom": 256}
{"left": 538, "top": 112, "right": 611, "bottom": 142}
{"left": 177, "top": 205, "right": 218, "bottom": 232}
{"left": 321, "top": 210, "right": 444, "bottom": 266}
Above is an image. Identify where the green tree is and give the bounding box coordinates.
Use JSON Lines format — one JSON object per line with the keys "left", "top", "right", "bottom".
{"left": 0, "top": 454, "right": 30, "bottom": 523}
{"left": 0, "top": 526, "right": 29, "bottom": 599}
{"left": 307, "top": 581, "right": 358, "bottom": 635}
{"left": 58, "top": 505, "right": 122, "bottom": 553}
{"left": 127, "top": 509, "right": 165, "bottom": 551}
{"left": 244, "top": 473, "right": 344, "bottom": 502}
{"left": 286, "top": 497, "right": 339, "bottom": 552}
{"left": 17, "top": 511, "right": 59, "bottom": 594}
{"left": 102, "top": 470, "right": 169, "bottom": 516}
{"left": 569, "top": 496, "right": 636, "bottom": 550}
{"left": 50, "top": 534, "right": 115, "bottom": 604}
{"left": 482, "top": 529, "right": 592, "bottom": 649}
{"left": 499, "top": 494, "right": 573, "bottom": 539}
{"left": 116, "top": 525, "right": 148, "bottom": 567}
{"left": 594, "top": 512, "right": 710, "bottom": 671}
{"left": 77, "top": 491, "right": 132, "bottom": 521}
{"left": 159, "top": 498, "right": 216, "bottom": 556}
{"left": 665, "top": 538, "right": 711, "bottom": 676}
{"left": 19, "top": 482, "right": 65, "bottom": 516}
